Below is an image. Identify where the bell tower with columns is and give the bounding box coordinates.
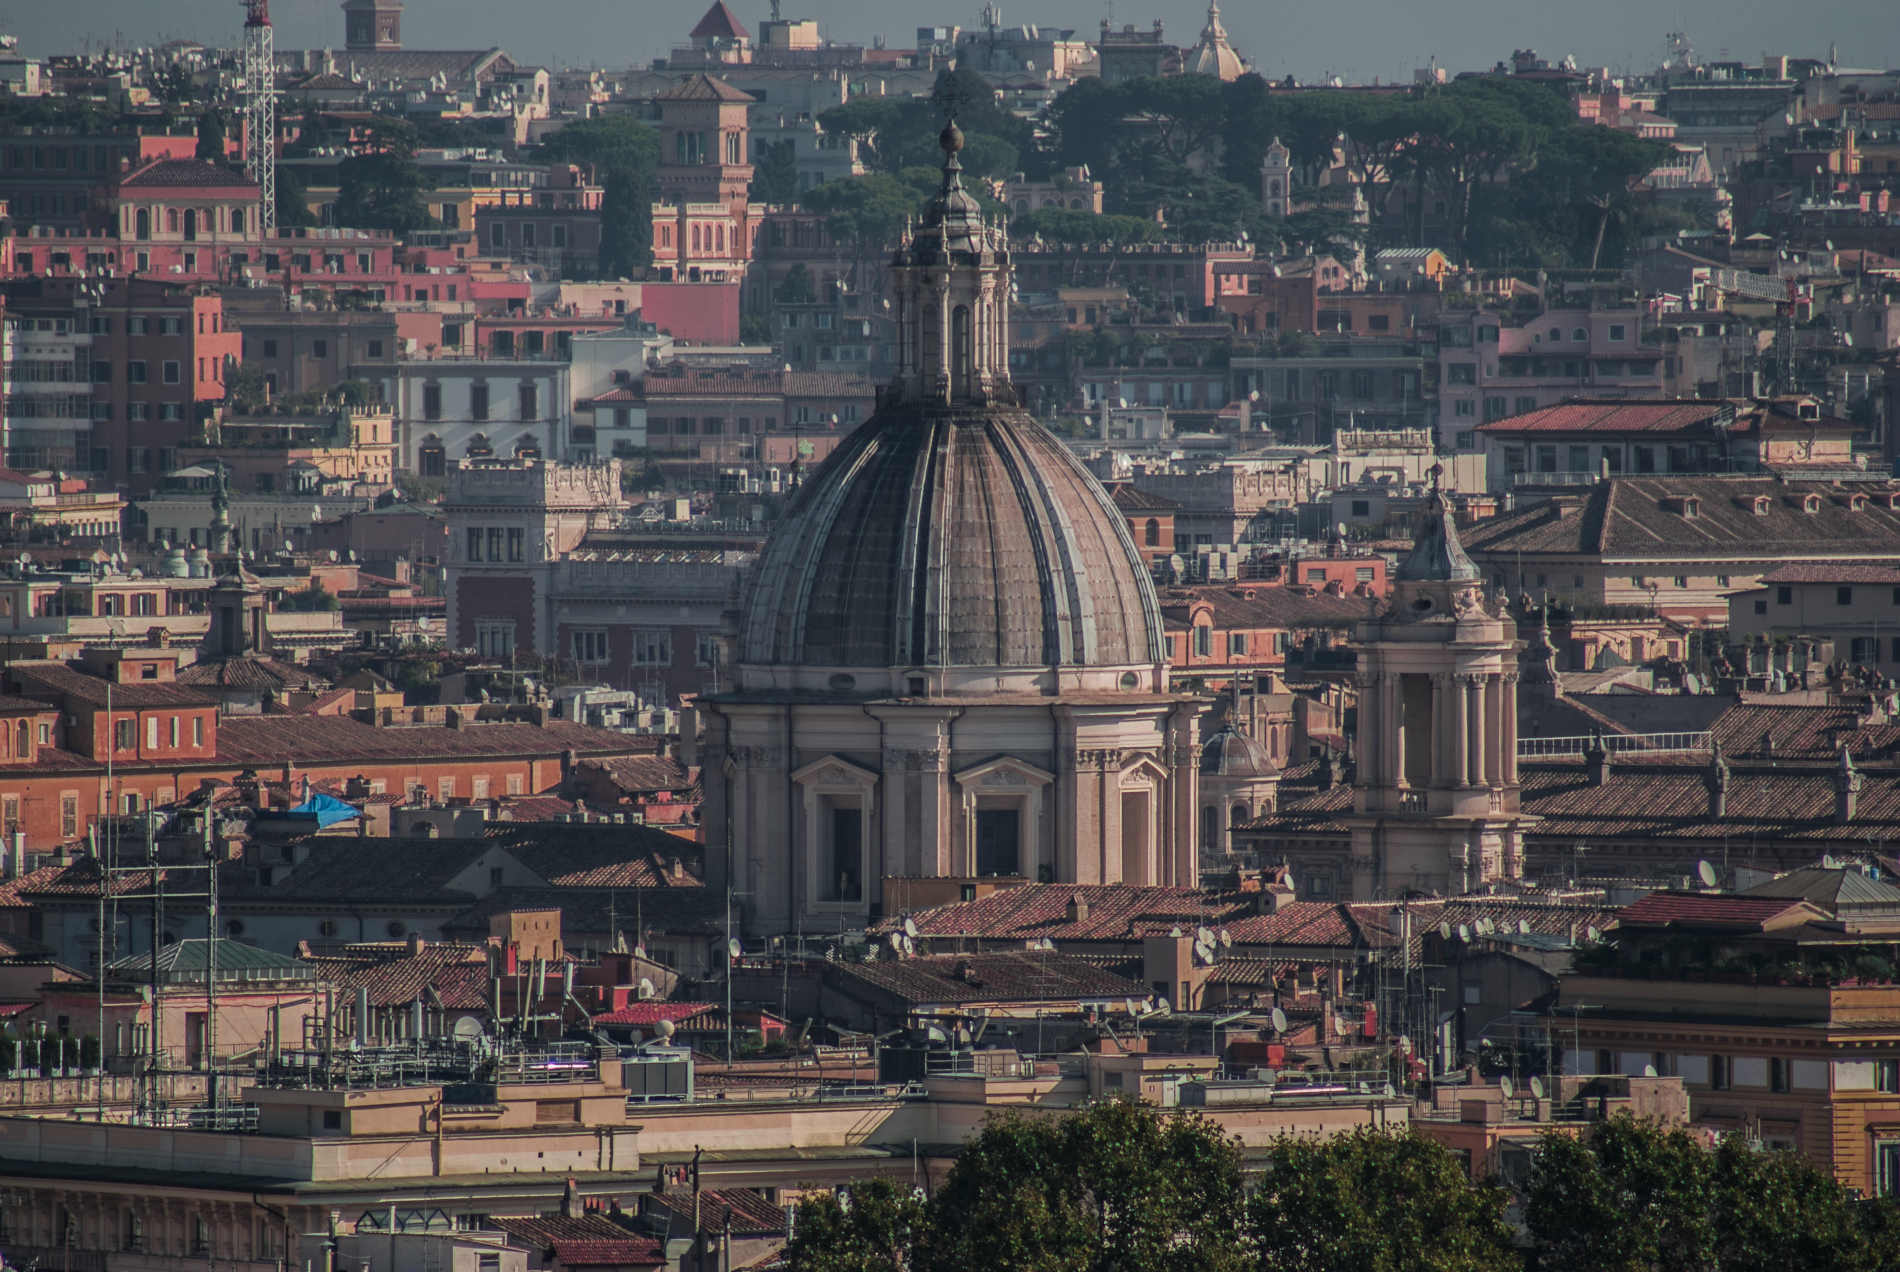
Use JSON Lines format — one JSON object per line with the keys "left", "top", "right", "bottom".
{"left": 1348, "top": 469, "right": 1528, "bottom": 898}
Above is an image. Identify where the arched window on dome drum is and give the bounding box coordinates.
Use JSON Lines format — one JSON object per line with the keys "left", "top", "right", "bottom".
{"left": 1144, "top": 518, "right": 1160, "bottom": 547}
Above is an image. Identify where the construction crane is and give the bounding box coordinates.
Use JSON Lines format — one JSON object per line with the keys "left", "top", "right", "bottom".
{"left": 241, "top": 0, "right": 276, "bottom": 240}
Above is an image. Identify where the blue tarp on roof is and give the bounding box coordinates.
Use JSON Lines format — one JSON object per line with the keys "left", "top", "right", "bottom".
{"left": 288, "top": 792, "right": 361, "bottom": 828}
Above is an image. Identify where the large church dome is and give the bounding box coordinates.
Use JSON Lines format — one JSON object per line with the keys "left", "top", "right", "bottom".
{"left": 739, "top": 402, "right": 1164, "bottom": 673}
{"left": 738, "top": 125, "right": 1165, "bottom": 687}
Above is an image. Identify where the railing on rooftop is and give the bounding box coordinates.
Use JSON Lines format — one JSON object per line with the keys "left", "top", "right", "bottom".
{"left": 1518, "top": 731, "right": 1712, "bottom": 759}
{"left": 1511, "top": 471, "right": 1604, "bottom": 487}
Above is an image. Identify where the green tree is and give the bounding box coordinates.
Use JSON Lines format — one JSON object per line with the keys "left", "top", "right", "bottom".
{"left": 1711, "top": 1134, "right": 1900, "bottom": 1272}
{"left": 539, "top": 114, "right": 658, "bottom": 271}
{"left": 1525, "top": 1115, "right": 1719, "bottom": 1272}
{"left": 281, "top": 583, "right": 340, "bottom": 612}
{"left": 335, "top": 152, "right": 432, "bottom": 233}
{"left": 597, "top": 167, "right": 644, "bottom": 279}
{"left": 775, "top": 262, "right": 817, "bottom": 304}
{"left": 1248, "top": 1127, "right": 1515, "bottom": 1272}
{"left": 196, "top": 108, "right": 227, "bottom": 162}
{"left": 751, "top": 138, "right": 801, "bottom": 204}
{"left": 334, "top": 119, "right": 432, "bottom": 234}
{"left": 225, "top": 363, "right": 271, "bottom": 413}
{"left": 275, "top": 165, "right": 316, "bottom": 229}
{"left": 799, "top": 173, "right": 929, "bottom": 257}
{"left": 785, "top": 1177, "right": 927, "bottom": 1272}
{"left": 914, "top": 1098, "right": 1249, "bottom": 1272}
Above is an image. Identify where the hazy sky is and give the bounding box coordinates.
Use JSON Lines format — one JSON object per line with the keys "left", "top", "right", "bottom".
{"left": 32, "top": 0, "right": 1900, "bottom": 83}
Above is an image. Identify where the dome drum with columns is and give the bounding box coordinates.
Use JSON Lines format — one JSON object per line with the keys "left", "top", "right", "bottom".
{"left": 701, "top": 124, "right": 1202, "bottom": 935}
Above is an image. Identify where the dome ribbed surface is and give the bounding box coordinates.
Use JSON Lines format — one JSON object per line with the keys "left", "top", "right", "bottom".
{"left": 741, "top": 404, "right": 1164, "bottom": 669}
{"left": 1201, "top": 726, "right": 1276, "bottom": 778}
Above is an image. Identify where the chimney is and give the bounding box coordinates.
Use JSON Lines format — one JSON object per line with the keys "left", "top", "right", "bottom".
{"left": 1584, "top": 733, "right": 1611, "bottom": 786}
{"left": 1065, "top": 891, "right": 1089, "bottom": 922}
{"left": 561, "top": 748, "right": 579, "bottom": 779}
{"left": 1704, "top": 743, "right": 1729, "bottom": 819}
{"left": 1837, "top": 746, "right": 1863, "bottom": 823}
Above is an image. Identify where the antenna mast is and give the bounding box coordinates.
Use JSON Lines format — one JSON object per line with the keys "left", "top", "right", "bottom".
{"left": 242, "top": 0, "right": 277, "bottom": 239}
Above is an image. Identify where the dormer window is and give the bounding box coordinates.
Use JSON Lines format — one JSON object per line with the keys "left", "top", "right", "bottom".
{"left": 1849, "top": 493, "right": 1869, "bottom": 512}
{"left": 1754, "top": 496, "right": 1772, "bottom": 516}
{"left": 1803, "top": 494, "right": 1822, "bottom": 514}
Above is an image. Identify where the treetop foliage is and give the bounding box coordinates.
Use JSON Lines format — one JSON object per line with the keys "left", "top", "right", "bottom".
{"left": 784, "top": 1102, "right": 1900, "bottom": 1272}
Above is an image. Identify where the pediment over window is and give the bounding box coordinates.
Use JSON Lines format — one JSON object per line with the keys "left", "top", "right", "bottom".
{"left": 953, "top": 755, "right": 1054, "bottom": 789}
{"left": 791, "top": 754, "right": 880, "bottom": 788}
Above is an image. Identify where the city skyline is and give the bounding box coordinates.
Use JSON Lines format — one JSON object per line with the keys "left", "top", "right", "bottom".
{"left": 31, "top": 0, "right": 1899, "bottom": 83}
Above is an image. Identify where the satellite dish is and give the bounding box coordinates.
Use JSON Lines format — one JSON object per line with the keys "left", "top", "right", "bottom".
{"left": 903, "top": 916, "right": 919, "bottom": 939}
{"left": 451, "top": 1016, "right": 485, "bottom": 1040}
{"left": 1123, "top": 997, "right": 1137, "bottom": 1016}
{"left": 1334, "top": 1013, "right": 1352, "bottom": 1036}
{"left": 1398, "top": 1035, "right": 1414, "bottom": 1056}
{"left": 1270, "top": 1007, "right": 1288, "bottom": 1034}
{"left": 1457, "top": 924, "right": 1471, "bottom": 942}
{"left": 902, "top": 934, "right": 916, "bottom": 956}
{"left": 1218, "top": 928, "right": 1232, "bottom": 948}
{"left": 637, "top": 977, "right": 655, "bottom": 1000}
{"left": 654, "top": 1018, "right": 676, "bottom": 1040}
{"left": 1696, "top": 859, "right": 1718, "bottom": 889}
{"left": 888, "top": 932, "right": 904, "bottom": 952}
{"left": 1530, "top": 1076, "right": 1546, "bottom": 1099}
{"left": 1518, "top": 919, "right": 1531, "bottom": 935}
{"left": 1499, "top": 1075, "right": 1515, "bottom": 1100}
{"left": 1154, "top": 997, "right": 1171, "bottom": 1014}
{"left": 727, "top": 938, "right": 742, "bottom": 960}
{"left": 1196, "top": 926, "right": 1215, "bottom": 947}
{"left": 1439, "top": 921, "right": 1452, "bottom": 940}
{"left": 1585, "top": 925, "right": 1600, "bottom": 942}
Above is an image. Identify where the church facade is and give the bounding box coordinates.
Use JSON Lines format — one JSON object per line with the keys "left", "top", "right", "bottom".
{"left": 698, "top": 124, "right": 1202, "bottom": 936}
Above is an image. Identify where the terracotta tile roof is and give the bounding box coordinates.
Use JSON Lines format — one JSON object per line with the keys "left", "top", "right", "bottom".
{"left": 0, "top": 864, "right": 68, "bottom": 909}
{"left": 1107, "top": 482, "right": 1181, "bottom": 513}
{"left": 495, "top": 794, "right": 578, "bottom": 821}
{"left": 686, "top": 3, "right": 750, "bottom": 42}
{"left": 882, "top": 883, "right": 1231, "bottom": 943}
{"left": 212, "top": 715, "right": 646, "bottom": 767}
{"left": 1617, "top": 891, "right": 1819, "bottom": 929}
{"left": 1476, "top": 400, "right": 1726, "bottom": 435}
{"left": 302, "top": 941, "right": 491, "bottom": 1008}
{"left": 10, "top": 662, "right": 216, "bottom": 709}
{"left": 577, "top": 756, "right": 693, "bottom": 793}
{"left": 176, "top": 656, "right": 321, "bottom": 690}
{"left": 830, "top": 950, "right": 1149, "bottom": 1007}
{"left": 119, "top": 158, "right": 258, "bottom": 190}
{"left": 646, "top": 1187, "right": 786, "bottom": 1238}
{"left": 1462, "top": 476, "right": 1900, "bottom": 561}
{"left": 1754, "top": 563, "right": 1900, "bottom": 584}
{"left": 490, "top": 1215, "right": 664, "bottom": 1267}
{"left": 1708, "top": 702, "right": 1900, "bottom": 761}
{"left": 591, "top": 1000, "right": 718, "bottom": 1027}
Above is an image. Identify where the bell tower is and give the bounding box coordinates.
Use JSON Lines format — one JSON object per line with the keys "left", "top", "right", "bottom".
{"left": 890, "top": 121, "right": 1012, "bottom": 406}
{"left": 1261, "top": 137, "right": 1291, "bottom": 218}
{"left": 1348, "top": 470, "right": 1528, "bottom": 898}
